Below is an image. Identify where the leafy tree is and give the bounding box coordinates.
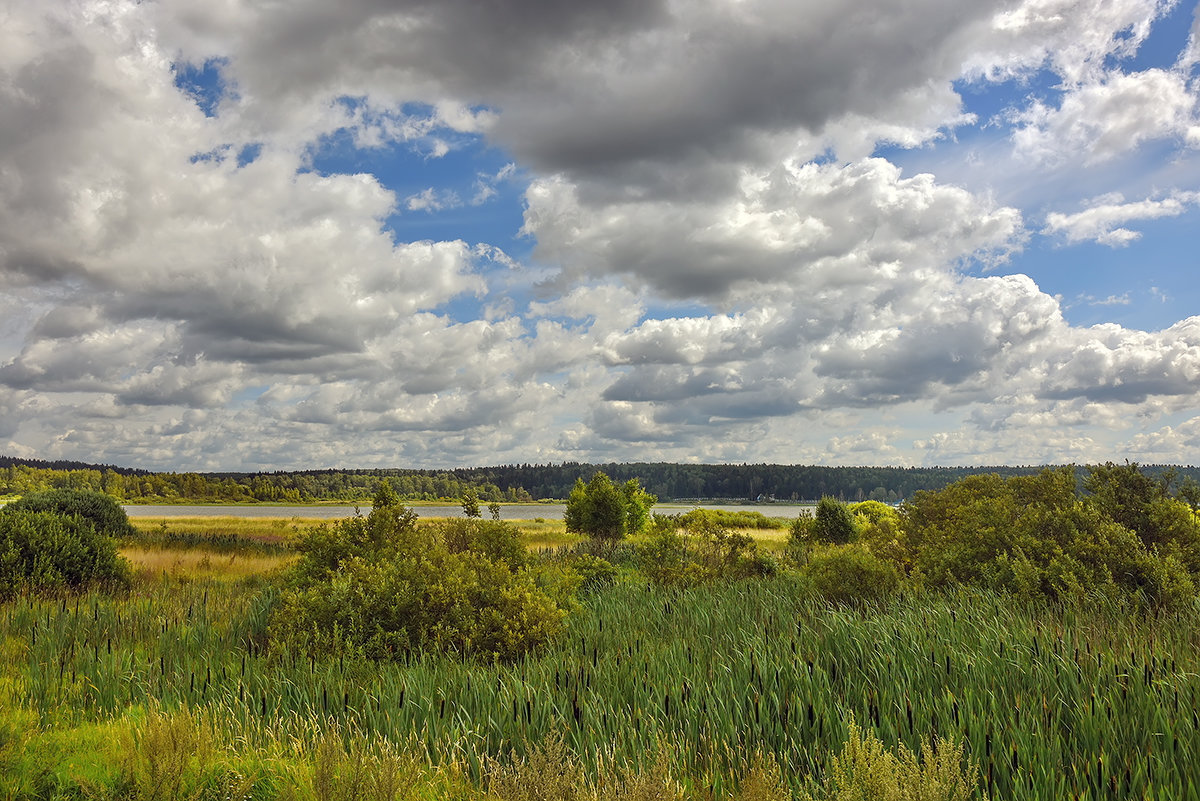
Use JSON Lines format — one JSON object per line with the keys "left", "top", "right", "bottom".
{"left": 1083, "top": 462, "right": 1199, "bottom": 552}
{"left": 461, "top": 487, "right": 481, "bottom": 519}
{"left": 565, "top": 472, "right": 654, "bottom": 541}
{"left": 488, "top": 501, "right": 502, "bottom": 521}
{"left": 372, "top": 479, "right": 400, "bottom": 510}
{"left": 813, "top": 497, "right": 857, "bottom": 544}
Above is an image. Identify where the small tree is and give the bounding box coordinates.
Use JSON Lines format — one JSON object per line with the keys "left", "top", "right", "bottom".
{"left": 565, "top": 472, "right": 655, "bottom": 541}
{"left": 373, "top": 479, "right": 400, "bottom": 510}
{"left": 461, "top": 488, "right": 481, "bottom": 519}
{"left": 813, "top": 496, "right": 857, "bottom": 545}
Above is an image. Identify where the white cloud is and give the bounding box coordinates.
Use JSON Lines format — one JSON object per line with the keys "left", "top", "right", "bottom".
{"left": 1, "top": 0, "right": 1199, "bottom": 471}
{"left": 1011, "top": 69, "right": 1199, "bottom": 165}
{"left": 1044, "top": 190, "right": 1200, "bottom": 246}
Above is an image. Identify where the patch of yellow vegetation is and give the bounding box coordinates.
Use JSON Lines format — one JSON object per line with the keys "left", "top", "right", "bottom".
{"left": 120, "top": 547, "right": 294, "bottom": 582}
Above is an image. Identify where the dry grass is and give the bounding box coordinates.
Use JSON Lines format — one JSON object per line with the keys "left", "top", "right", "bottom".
{"left": 131, "top": 516, "right": 324, "bottom": 547}
{"left": 120, "top": 547, "right": 295, "bottom": 582}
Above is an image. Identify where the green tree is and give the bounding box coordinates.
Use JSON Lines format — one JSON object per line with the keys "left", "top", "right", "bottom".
{"left": 461, "top": 487, "right": 481, "bottom": 519}
{"left": 813, "top": 496, "right": 857, "bottom": 544}
{"left": 373, "top": 479, "right": 400, "bottom": 510}
{"left": 621, "top": 478, "right": 656, "bottom": 536}
{"left": 565, "top": 472, "right": 654, "bottom": 541}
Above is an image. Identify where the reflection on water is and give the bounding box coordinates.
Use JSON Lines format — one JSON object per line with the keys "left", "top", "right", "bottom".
{"left": 121, "top": 502, "right": 813, "bottom": 520}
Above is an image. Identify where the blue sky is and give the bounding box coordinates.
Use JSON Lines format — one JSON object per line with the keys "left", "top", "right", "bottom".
{"left": 2, "top": 0, "right": 1200, "bottom": 470}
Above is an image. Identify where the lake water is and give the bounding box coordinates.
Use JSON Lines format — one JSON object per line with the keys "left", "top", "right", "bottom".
{"left": 121, "top": 502, "right": 813, "bottom": 521}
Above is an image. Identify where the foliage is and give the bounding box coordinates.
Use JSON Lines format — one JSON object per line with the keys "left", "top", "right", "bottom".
{"left": 637, "top": 515, "right": 690, "bottom": 587}
{"left": 0, "top": 508, "right": 131, "bottom": 599}
{"left": 270, "top": 506, "right": 564, "bottom": 661}
{"left": 903, "top": 466, "right": 1200, "bottom": 608}
{"left": 569, "top": 554, "right": 618, "bottom": 591}
{"left": 799, "top": 719, "right": 979, "bottom": 801}
{"left": 564, "top": 473, "right": 656, "bottom": 541}
{"left": 462, "top": 488, "right": 482, "bottom": 519}
{"left": 804, "top": 545, "right": 901, "bottom": 606}
{"left": 6, "top": 488, "right": 136, "bottom": 538}
{"left": 637, "top": 511, "right": 775, "bottom": 586}
{"left": 813, "top": 497, "right": 858, "bottom": 545}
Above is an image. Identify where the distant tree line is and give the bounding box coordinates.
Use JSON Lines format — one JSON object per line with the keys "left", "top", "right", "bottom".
{"left": 2, "top": 455, "right": 1198, "bottom": 505}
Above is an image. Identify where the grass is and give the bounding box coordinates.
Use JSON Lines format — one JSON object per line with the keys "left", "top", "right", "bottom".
{"left": 130, "top": 516, "right": 321, "bottom": 549}
{"left": 121, "top": 547, "right": 295, "bottom": 583}
{"left": 4, "top": 557, "right": 1200, "bottom": 799}
{"left": 7, "top": 504, "right": 1200, "bottom": 799}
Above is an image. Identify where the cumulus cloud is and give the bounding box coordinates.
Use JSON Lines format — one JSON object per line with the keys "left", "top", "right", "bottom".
{"left": 1044, "top": 191, "right": 1200, "bottom": 246}
{"left": 1011, "top": 69, "right": 1199, "bottom": 165}
{"left": 1, "top": 0, "right": 1199, "bottom": 470}
{"left": 525, "top": 158, "right": 1024, "bottom": 300}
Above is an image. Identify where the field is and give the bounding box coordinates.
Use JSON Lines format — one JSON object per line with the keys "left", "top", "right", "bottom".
{"left": 3, "top": 512, "right": 1200, "bottom": 799}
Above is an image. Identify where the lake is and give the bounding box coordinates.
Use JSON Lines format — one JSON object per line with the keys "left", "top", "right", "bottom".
{"left": 121, "top": 502, "right": 813, "bottom": 520}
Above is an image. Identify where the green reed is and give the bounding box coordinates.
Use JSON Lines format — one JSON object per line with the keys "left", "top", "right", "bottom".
{"left": 4, "top": 574, "right": 1200, "bottom": 799}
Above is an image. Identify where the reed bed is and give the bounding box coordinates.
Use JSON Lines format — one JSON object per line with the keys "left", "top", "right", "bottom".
{"left": 4, "top": 573, "right": 1200, "bottom": 799}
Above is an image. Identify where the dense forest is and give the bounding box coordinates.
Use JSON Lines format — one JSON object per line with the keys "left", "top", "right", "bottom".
{"left": 3, "top": 455, "right": 1199, "bottom": 505}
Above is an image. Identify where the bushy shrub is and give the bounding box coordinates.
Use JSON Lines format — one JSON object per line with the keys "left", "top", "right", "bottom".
{"left": 813, "top": 497, "right": 857, "bottom": 545}
{"left": 570, "top": 553, "right": 618, "bottom": 591}
{"left": 0, "top": 508, "right": 131, "bottom": 599}
{"left": 565, "top": 473, "right": 656, "bottom": 541}
{"left": 437, "top": 517, "right": 525, "bottom": 567}
{"left": 804, "top": 545, "right": 900, "bottom": 606}
{"left": 638, "top": 511, "right": 772, "bottom": 586}
{"left": 6, "top": 488, "right": 135, "bottom": 538}
{"left": 270, "top": 505, "right": 565, "bottom": 662}
{"left": 799, "top": 719, "right": 979, "bottom": 801}
{"left": 903, "top": 466, "right": 1200, "bottom": 608}
{"left": 638, "top": 515, "right": 688, "bottom": 587}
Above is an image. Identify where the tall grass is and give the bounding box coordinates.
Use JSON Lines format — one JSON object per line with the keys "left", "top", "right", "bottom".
{"left": 4, "top": 571, "right": 1200, "bottom": 798}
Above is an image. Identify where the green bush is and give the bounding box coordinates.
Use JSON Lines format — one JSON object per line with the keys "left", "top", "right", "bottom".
{"left": 903, "top": 467, "right": 1200, "bottom": 608}
{"left": 813, "top": 497, "right": 857, "bottom": 545}
{"left": 6, "top": 488, "right": 135, "bottom": 538}
{"left": 270, "top": 506, "right": 565, "bottom": 662}
{"left": 638, "top": 511, "right": 771, "bottom": 586}
{"left": 570, "top": 554, "right": 618, "bottom": 591}
{"left": 804, "top": 545, "right": 900, "bottom": 606}
{"left": 0, "top": 508, "right": 131, "bottom": 599}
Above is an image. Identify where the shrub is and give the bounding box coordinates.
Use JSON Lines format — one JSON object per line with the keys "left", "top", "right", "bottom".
{"left": 813, "top": 497, "right": 857, "bottom": 545}
{"left": 903, "top": 467, "right": 1200, "bottom": 608}
{"left": 270, "top": 506, "right": 565, "bottom": 661}
{"left": 804, "top": 545, "right": 900, "bottom": 606}
{"left": 0, "top": 508, "right": 131, "bottom": 599}
{"left": 799, "top": 718, "right": 979, "bottom": 801}
{"left": 638, "top": 515, "right": 688, "bottom": 587}
{"left": 570, "top": 554, "right": 618, "bottom": 591}
{"left": 6, "top": 488, "right": 135, "bottom": 538}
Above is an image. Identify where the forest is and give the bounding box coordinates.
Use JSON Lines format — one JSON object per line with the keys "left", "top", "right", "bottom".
{"left": 4, "top": 454, "right": 1198, "bottom": 505}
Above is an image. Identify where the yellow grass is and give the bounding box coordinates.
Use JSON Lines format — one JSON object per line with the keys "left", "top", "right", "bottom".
{"left": 120, "top": 547, "right": 295, "bottom": 582}
{"left": 131, "top": 516, "right": 326, "bottom": 546}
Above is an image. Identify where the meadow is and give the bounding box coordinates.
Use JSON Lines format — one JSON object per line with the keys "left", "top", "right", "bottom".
{"left": 4, "top": 480, "right": 1200, "bottom": 800}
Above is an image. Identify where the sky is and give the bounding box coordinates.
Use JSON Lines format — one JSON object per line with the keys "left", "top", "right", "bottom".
{"left": 2, "top": 0, "right": 1200, "bottom": 472}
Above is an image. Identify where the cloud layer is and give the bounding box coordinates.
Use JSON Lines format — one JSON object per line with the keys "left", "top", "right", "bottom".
{"left": 2, "top": 0, "right": 1200, "bottom": 469}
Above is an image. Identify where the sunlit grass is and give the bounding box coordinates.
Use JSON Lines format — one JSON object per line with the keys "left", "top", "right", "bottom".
{"left": 120, "top": 547, "right": 294, "bottom": 583}
{"left": 131, "top": 516, "right": 323, "bottom": 547}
